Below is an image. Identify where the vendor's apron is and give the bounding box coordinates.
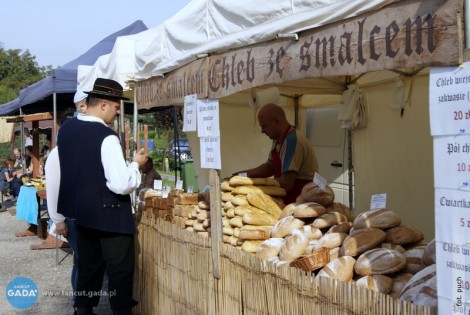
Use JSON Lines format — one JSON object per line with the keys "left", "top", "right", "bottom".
{"left": 272, "top": 127, "right": 311, "bottom": 204}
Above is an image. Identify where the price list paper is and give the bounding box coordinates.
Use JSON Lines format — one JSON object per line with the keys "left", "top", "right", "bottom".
{"left": 183, "top": 94, "right": 197, "bottom": 132}
{"left": 200, "top": 137, "right": 221, "bottom": 169}
{"left": 431, "top": 63, "right": 470, "bottom": 314}
{"left": 197, "top": 99, "right": 220, "bottom": 138}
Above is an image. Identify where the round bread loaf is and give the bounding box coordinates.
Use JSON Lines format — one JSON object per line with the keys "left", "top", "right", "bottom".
{"left": 221, "top": 180, "right": 234, "bottom": 191}
{"left": 311, "top": 212, "right": 348, "bottom": 229}
{"left": 224, "top": 201, "right": 235, "bottom": 210}
{"left": 399, "top": 264, "right": 437, "bottom": 307}
{"left": 271, "top": 215, "right": 305, "bottom": 238}
{"left": 256, "top": 238, "right": 285, "bottom": 260}
{"left": 222, "top": 192, "right": 233, "bottom": 202}
{"left": 280, "top": 203, "right": 297, "bottom": 219}
{"left": 403, "top": 246, "right": 426, "bottom": 274}
{"left": 423, "top": 239, "right": 436, "bottom": 266}
{"left": 326, "top": 202, "right": 355, "bottom": 222}
{"left": 317, "top": 256, "right": 356, "bottom": 282}
{"left": 353, "top": 208, "right": 401, "bottom": 230}
{"left": 301, "top": 225, "right": 323, "bottom": 240}
{"left": 356, "top": 275, "right": 393, "bottom": 294}
{"left": 389, "top": 273, "right": 413, "bottom": 299}
{"left": 385, "top": 225, "right": 424, "bottom": 245}
{"left": 279, "top": 229, "right": 309, "bottom": 262}
{"left": 316, "top": 232, "right": 348, "bottom": 249}
{"left": 293, "top": 202, "right": 326, "bottom": 219}
{"left": 354, "top": 248, "right": 407, "bottom": 276}
{"left": 296, "top": 183, "right": 335, "bottom": 207}
{"left": 340, "top": 227, "right": 386, "bottom": 257}
{"left": 326, "top": 222, "right": 353, "bottom": 235}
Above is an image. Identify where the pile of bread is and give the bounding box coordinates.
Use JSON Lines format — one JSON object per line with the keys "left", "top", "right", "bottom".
{"left": 220, "top": 176, "right": 287, "bottom": 252}
{"left": 249, "top": 181, "right": 437, "bottom": 307}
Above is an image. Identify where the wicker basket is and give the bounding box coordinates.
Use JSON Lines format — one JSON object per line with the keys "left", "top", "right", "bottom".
{"left": 290, "top": 247, "right": 330, "bottom": 272}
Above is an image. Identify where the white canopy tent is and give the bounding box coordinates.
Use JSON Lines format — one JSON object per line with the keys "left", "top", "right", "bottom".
{"left": 78, "top": 0, "right": 467, "bottom": 242}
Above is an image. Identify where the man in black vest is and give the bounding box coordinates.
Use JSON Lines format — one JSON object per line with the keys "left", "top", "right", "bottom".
{"left": 57, "top": 78, "right": 147, "bottom": 315}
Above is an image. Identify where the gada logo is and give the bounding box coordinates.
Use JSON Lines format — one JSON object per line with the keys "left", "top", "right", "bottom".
{"left": 5, "top": 277, "right": 39, "bottom": 309}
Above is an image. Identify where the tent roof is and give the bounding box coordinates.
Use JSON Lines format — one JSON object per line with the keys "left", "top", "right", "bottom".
{"left": 0, "top": 20, "right": 148, "bottom": 116}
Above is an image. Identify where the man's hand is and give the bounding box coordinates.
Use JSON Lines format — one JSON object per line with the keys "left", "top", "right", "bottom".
{"left": 133, "top": 148, "right": 148, "bottom": 167}
{"left": 55, "top": 221, "right": 68, "bottom": 238}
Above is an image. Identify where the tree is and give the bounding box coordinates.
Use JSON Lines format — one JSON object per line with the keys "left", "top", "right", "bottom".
{"left": 0, "top": 43, "right": 51, "bottom": 104}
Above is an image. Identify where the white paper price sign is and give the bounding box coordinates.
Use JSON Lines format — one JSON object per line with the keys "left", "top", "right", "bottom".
{"left": 313, "top": 172, "right": 326, "bottom": 190}
{"left": 430, "top": 63, "right": 470, "bottom": 136}
{"left": 153, "top": 180, "right": 163, "bottom": 190}
{"left": 370, "top": 193, "right": 386, "bottom": 210}
{"left": 200, "top": 137, "right": 221, "bottom": 169}
{"left": 433, "top": 135, "right": 470, "bottom": 190}
{"left": 183, "top": 94, "right": 197, "bottom": 132}
{"left": 176, "top": 179, "right": 183, "bottom": 190}
{"left": 197, "top": 99, "right": 220, "bottom": 138}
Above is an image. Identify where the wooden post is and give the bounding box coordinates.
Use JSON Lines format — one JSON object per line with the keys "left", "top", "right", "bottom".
{"left": 125, "top": 126, "right": 130, "bottom": 159}
{"left": 32, "top": 121, "right": 40, "bottom": 177}
{"left": 209, "top": 169, "right": 221, "bottom": 279}
{"left": 136, "top": 124, "right": 141, "bottom": 151}
{"left": 143, "top": 125, "right": 148, "bottom": 154}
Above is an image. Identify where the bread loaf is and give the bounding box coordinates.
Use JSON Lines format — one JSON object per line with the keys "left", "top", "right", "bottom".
{"left": 229, "top": 176, "right": 280, "bottom": 187}
{"left": 354, "top": 248, "right": 407, "bottom": 276}
{"left": 296, "top": 183, "right": 335, "bottom": 207}
{"left": 356, "top": 275, "right": 393, "bottom": 294}
{"left": 231, "top": 195, "right": 249, "bottom": 207}
{"left": 301, "top": 225, "right": 323, "bottom": 240}
{"left": 223, "top": 226, "right": 234, "bottom": 236}
{"left": 293, "top": 202, "right": 326, "bottom": 218}
{"left": 317, "top": 256, "right": 356, "bottom": 282}
{"left": 399, "top": 264, "right": 437, "bottom": 307}
{"left": 311, "top": 212, "right": 348, "bottom": 229}
{"left": 239, "top": 225, "right": 272, "bottom": 240}
{"left": 329, "top": 247, "right": 341, "bottom": 260}
{"left": 279, "top": 229, "right": 309, "bottom": 262}
{"left": 326, "top": 202, "right": 355, "bottom": 222}
{"left": 403, "top": 247, "right": 426, "bottom": 274}
{"left": 229, "top": 216, "right": 244, "bottom": 228}
{"left": 242, "top": 211, "right": 277, "bottom": 226}
{"left": 246, "top": 192, "right": 282, "bottom": 218}
{"left": 176, "top": 193, "right": 198, "bottom": 205}
{"left": 232, "top": 185, "right": 286, "bottom": 197}
{"left": 223, "top": 201, "right": 235, "bottom": 210}
{"left": 326, "top": 222, "right": 353, "bottom": 235}
{"left": 221, "top": 180, "right": 234, "bottom": 191}
{"left": 389, "top": 273, "right": 413, "bottom": 299}
{"left": 234, "top": 205, "right": 267, "bottom": 217}
{"left": 279, "top": 203, "right": 297, "bottom": 219}
{"left": 271, "top": 216, "right": 305, "bottom": 238}
{"left": 423, "top": 239, "right": 436, "bottom": 266}
{"left": 385, "top": 225, "right": 424, "bottom": 245}
{"left": 353, "top": 208, "right": 401, "bottom": 230}
{"left": 222, "top": 192, "right": 233, "bottom": 202}
{"left": 256, "top": 238, "right": 285, "bottom": 260}
{"left": 241, "top": 240, "right": 263, "bottom": 253}
{"left": 316, "top": 232, "right": 348, "bottom": 249}
{"left": 198, "top": 200, "right": 210, "bottom": 210}
{"left": 340, "top": 227, "right": 386, "bottom": 257}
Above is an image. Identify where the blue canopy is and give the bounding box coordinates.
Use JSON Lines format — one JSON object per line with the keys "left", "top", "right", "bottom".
{"left": 0, "top": 20, "right": 147, "bottom": 116}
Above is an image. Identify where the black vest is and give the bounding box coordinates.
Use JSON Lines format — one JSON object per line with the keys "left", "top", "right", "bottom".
{"left": 57, "top": 118, "right": 135, "bottom": 234}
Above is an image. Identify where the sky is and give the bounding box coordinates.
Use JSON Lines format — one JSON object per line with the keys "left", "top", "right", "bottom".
{"left": 0, "top": 0, "right": 192, "bottom": 68}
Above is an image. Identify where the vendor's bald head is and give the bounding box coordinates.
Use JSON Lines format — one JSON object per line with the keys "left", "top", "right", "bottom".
{"left": 257, "top": 103, "right": 290, "bottom": 140}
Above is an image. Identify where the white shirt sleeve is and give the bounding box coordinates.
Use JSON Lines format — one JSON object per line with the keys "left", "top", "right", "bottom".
{"left": 45, "top": 147, "right": 66, "bottom": 224}
{"left": 101, "top": 135, "right": 141, "bottom": 195}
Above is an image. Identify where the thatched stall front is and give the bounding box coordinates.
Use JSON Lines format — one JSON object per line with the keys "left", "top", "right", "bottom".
{"left": 133, "top": 212, "right": 434, "bottom": 315}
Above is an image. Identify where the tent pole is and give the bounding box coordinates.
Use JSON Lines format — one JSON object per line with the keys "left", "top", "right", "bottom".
{"left": 120, "top": 100, "right": 125, "bottom": 156}
{"left": 133, "top": 87, "right": 138, "bottom": 155}
{"left": 173, "top": 105, "right": 180, "bottom": 185}
{"left": 347, "top": 129, "right": 354, "bottom": 211}
{"left": 20, "top": 108, "right": 26, "bottom": 174}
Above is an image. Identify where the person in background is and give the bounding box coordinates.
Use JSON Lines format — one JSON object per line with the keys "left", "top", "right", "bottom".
{"left": 41, "top": 135, "right": 51, "bottom": 161}
{"left": 24, "top": 127, "right": 33, "bottom": 147}
{"left": 1, "top": 158, "right": 21, "bottom": 201}
{"left": 24, "top": 145, "right": 33, "bottom": 176}
{"left": 139, "top": 157, "right": 162, "bottom": 189}
{"left": 57, "top": 78, "right": 147, "bottom": 315}
{"left": 234, "top": 103, "right": 319, "bottom": 204}
{"left": 42, "top": 105, "right": 87, "bottom": 310}
{"left": 12, "top": 148, "right": 24, "bottom": 172}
